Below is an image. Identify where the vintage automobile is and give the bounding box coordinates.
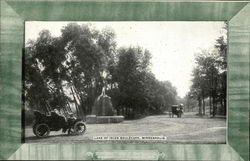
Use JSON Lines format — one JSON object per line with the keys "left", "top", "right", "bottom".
{"left": 32, "top": 110, "right": 86, "bottom": 138}
{"left": 169, "top": 104, "right": 184, "bottom": 118}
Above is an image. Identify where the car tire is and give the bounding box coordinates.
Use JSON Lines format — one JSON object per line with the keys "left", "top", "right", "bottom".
{"left": 33, "top": 123, "right": 50, "bottom": 138}
{"left": 73, "top": 121, "right": 86, "bottom": 135}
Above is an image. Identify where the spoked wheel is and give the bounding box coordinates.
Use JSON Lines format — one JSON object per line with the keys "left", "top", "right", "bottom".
{"left": 33, "top": 123, "right": 50, "bottom": 138}
{"left": 73, "top": 121, "right": 86, "bottom": 135}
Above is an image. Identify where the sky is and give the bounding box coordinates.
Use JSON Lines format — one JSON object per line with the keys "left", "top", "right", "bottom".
{"left": 25, "top": 21, "right": 226, "bottom": 98}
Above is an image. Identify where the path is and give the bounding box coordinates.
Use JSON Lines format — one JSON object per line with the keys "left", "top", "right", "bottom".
{"left": 25, "top": 112, "right": 226, "bottom": 144}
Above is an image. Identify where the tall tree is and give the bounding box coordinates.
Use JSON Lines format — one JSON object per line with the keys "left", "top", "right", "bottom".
{"left": 112, "top": 47, "right": 177, "bottom": 118}
{"left": 25, "top": 24, "right": 117, "bottom": 117}
{"left": 25, "top": 23, "right": 178, "bottom": 120}
{"left": 189, "top": 27, "right": 227, "bottom": 117}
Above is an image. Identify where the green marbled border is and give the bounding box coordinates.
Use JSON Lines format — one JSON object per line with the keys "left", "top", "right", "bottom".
{"left": 0, "top": 1, "right": 249, "bottom": 160}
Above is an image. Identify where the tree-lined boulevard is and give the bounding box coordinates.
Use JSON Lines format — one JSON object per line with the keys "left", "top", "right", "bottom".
{"left": 24, "top": 22, "right": 227, "bottom": 143}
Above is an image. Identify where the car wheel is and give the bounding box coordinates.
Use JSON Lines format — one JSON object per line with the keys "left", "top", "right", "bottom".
{"left": 34, "top": 123, "right": 50, "bottom": 138}
{"left": 73, "top": 121, "right": 86, "bottom": 135}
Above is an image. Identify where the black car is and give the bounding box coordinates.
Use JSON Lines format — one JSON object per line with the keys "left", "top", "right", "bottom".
{"left": 32, "top": 110, "right": 86, "bottom": 138}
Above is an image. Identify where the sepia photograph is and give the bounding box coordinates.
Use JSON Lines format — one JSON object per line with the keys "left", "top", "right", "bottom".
{"left": 24, "top": 21, "right": 227, "bottom": 144}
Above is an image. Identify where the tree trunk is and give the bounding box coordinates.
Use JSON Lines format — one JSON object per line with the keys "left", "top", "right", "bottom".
{"left": 220, "top": 97, "right": 223, "bottom": 115}
{"left": 71, "top": 87, "right": 80, "bottom": 117}
{"left": 126, "top": 107, "right": 128, "bottom": 118}
{"left": 209, "top": 93, "right": 212, "bottom": 116}
{"left": 212, "top": 94, "right": 216, "bottom": 117}
{"left": 198, "top": 97, "right": 202, "bottom": 115}
{"left": 79, "top": 95, "right": 86, "bottom": 116}
{"left": 122, "top": 107, "right": 125, "bottom": 116}
{"left": 43, "top": 99, "right": 50, "bottom": 114}
{"left": 224, "top": 98, "right": 227, "bottom": 116}
{"left": 202, "top": 94, "right": 205, "bottom": 115}
{"left": 73, "top": 85, "right": 87, "bottom": 116}
{"left": 66, "top": 101, "right": 72, "bottom": 113}
{"left": 187, "top": 99, "right": 190, "bottom": 112}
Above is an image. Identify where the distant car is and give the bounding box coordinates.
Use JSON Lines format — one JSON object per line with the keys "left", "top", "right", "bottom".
{"left": 169, "top": 104, "right": 184, "bottom": 118}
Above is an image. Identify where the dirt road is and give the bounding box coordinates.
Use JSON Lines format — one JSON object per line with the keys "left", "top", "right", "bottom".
{"left": 25, "top": 112, "right": 226, "bottom": 144}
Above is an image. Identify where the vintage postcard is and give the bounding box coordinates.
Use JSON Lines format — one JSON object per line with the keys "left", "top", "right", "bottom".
{"left": 24, "top": 21, "right": 227, "bottom": 144}
{"left": 0, "top": 1, "right": 249, "bottom": 160}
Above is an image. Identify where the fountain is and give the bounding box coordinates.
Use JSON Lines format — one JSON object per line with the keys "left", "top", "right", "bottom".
{"left": 91, "top": 87, "right": 115, "bottom": 116}
{"left": 86, "top": 71, "right": 124, "bottom": 124}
